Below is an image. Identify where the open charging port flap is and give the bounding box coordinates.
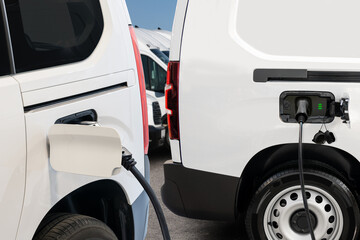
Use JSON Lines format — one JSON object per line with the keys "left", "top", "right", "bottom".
{"left": 280, "top": 91, "right": 335, "bottom": 124}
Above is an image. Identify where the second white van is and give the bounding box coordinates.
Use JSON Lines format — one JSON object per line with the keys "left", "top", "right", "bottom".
{"left": 162, "top": 1, "right": 360, "bottom": 240}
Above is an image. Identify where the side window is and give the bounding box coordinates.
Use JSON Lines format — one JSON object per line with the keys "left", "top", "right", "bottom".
{"left": 147, "top": 57, "right": 166, "bottom": 93}
{"left": 5, "top": 0, "right": 103, "bottom": 73}
{"left": 141, "top": 55, "right": 150, "bottom": 90}
{"left": 0, "top": 10, "right": 10, "bottom": 76}
{"left": 156, "top": 63, "right": 166, "bottom": 92}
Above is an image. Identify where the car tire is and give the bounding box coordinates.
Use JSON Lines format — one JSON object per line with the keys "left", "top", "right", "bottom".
{"left": 33, "top": 213, "right": 117, "bottom": 240}
{"left": 245, "top": 169, "right": 360, "bottom": 240}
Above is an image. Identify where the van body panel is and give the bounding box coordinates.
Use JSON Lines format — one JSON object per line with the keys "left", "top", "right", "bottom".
{"left": 15, "top": 1, "right": 135, "bottom": 106}
{"left": 169, "top": 0, "right": 188, "bottom": 61}
{"left": 177, "top": 0, "right": 360, "bottom": 178}
{"left": 21, "top": 70, "right": 134, "bottom": 107}
{"left": 17, "top": 85, "right": 145, "bottom": 239}
{"left": 0, "top": 0, "right": 148, "bottom": 239}
{"left": 0, "top": 77, "right": 26, "bottom": 240}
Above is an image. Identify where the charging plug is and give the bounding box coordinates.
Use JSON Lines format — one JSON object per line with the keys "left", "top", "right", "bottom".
{"left": 296, "top": 98, "right": 310, "bottom": 123}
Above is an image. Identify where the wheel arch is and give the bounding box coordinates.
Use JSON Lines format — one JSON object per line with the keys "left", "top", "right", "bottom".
{"left": 237, "top": 143, "right": 360, "bottom": 215}
{"left": 33, "top": 179, "right": 134, "bottom": 240}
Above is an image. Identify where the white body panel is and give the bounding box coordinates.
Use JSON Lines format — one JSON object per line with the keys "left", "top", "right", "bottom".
{"left": 146, "top": 91, "right": 165, "bottom": 121}
{"left": 0, "top": 77, "right": 26, "bottom": 240}
{"left": 169, "top": 0, "right": 189, "bottom": 61}
{"left": 17, "top": 86, "right": 144, "bottom": 239}
{"left": 0, "top": 0, "right": 147, "bottom": 239}
{"left": 174, "top": 0, "right": 360, "bottom": 177}
{"left": 134, "top": 28, "right": 168, "bottom": 52}
{"left": 144, "top": 30, "right": 170, "bottom": 50}
{"left": 16, "top": 0, "right": 135, "bottom": 107}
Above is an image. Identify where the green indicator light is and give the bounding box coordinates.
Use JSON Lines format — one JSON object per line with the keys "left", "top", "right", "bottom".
{"left": 318, "top": 103, "right": 323, "bottom": 110}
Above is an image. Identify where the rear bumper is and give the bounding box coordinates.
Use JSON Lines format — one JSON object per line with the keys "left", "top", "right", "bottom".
{"left": 149, "top": 125, "right": 166, "bottom": 149}
{"left": 161, "top": 160, "right": 239, "bottom": 221}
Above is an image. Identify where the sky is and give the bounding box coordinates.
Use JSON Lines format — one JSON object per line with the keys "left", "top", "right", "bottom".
{"left": 126, "top": 0, "right": 177, "bottom": 31}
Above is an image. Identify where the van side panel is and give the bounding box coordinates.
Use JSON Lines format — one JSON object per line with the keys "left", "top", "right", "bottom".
{"left": 0, "top": 77, "right": 26, "bottom": 240}
{"left": 169, "top": 0, "right": 188, "bottom": 61}
{"left": 179, "top": 0, "right": 360, "bottom": 179}
{"left": 15, "top": 0, "right": 136, "bottom": 106}
{"left": 14, "top": 0, "right": 147, "bottom": 238}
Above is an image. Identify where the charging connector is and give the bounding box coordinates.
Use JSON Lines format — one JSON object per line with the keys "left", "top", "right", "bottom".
{"left": 296, "top": 99, "right": 316, "bottom": 240}
{"left": 295, "top": 98, "right": 310, "bottom": 123}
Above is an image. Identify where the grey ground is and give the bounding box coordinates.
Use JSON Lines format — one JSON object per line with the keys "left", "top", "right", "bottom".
{"left": 146, "top": 149, "right": 249, "bottom": 240}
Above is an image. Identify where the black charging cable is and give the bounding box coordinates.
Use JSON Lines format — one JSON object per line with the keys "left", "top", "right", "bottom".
{"left": 296, "top": 100, "right": 316, "bottom": 240}
{"left": 122, "top": 148, "right": 171, "bottom": 240}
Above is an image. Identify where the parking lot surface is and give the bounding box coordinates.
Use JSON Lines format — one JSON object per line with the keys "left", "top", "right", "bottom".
{"left": 146, "top": 149, "right": 249, "bottom": 240}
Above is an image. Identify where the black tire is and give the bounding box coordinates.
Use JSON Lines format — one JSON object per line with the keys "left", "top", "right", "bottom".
{"left": 245, "top": 169, "right": 360, "bottom": 240}
{"left": 33, "top": 213, "right": 117, "bottom": 240}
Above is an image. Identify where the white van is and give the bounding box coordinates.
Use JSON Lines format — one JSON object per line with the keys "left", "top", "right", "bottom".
{"left": 162, "top": 1, "right": 360, "bottom": 240}
{"left": 135, "top": 30, "right": 169, "bottom": 148}
{"left": 0, "top": 0, "right": 149, "bottom": 239}
{"left": 135, "top": 27, "right": 170, "bottom": 61}
{"left": 144, "top": 30, "right": 171, "bottom": 57}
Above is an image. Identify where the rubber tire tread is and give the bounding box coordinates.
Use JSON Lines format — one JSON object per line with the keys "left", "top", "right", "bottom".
{"left": 33, "top": 213, "right": 117, "bottom": 240}
{"left": 33, "top": 213, "right": 75, "bottom": 240}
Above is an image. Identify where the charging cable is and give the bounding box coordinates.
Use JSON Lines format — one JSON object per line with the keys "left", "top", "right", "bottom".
{"left": 296, "top": 99, "right": 316, "bottom": 240}
{"left": 122, "top": 148, "right": 171, "bottom": 240}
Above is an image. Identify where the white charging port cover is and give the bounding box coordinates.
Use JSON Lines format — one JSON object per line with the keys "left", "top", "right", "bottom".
{"left": 48, "top": 124, "right": 122, "bottom": 177}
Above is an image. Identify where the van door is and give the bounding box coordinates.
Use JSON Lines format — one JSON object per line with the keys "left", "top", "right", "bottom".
{"left": 0, "top": 5, "right": 26, "bottom": 239}
{"left": 3, "top": 1, "right": 145, "bottom": 238}
{"left": 0, "top": 77, "right": 26, "bottom": 240}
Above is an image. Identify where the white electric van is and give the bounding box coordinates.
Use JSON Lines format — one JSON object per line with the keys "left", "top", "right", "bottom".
{"left": 0, "top": 0, "right": 149, "bottom": 239}
{"left": 162, "top": 1, "right": 360, "bottom": 240}
{"left": 135, "top": 27, "right": 170, "bottom": 61}
{"left": 143, "top": 30, "right": 171, "bottom": 57}
{"left": 135, "top": 30, "right": 169, "bottom": 148}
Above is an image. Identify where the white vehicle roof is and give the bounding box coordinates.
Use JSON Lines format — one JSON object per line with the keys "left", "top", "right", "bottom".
{"left": 154, "top": 28, "right": 171, "bottom": 41}
{"left": 147, "top": 30, "right": 171, "bottom": 49}
{"left": 137, "top": 40, "right": 168, "bottom": 70}
{"left": 134, "top": 27, "right": 169, "bottom": 51}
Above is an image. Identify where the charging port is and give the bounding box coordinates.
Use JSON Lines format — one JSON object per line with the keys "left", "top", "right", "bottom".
{"left": 280, "top": 91, "right": 335, "bottom": 123}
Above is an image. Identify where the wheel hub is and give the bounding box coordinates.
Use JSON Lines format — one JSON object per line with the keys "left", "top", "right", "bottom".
{"left": 264, "top": 186, "right": 343, "bottom": 240}
{"left": 290, "top": 209, "right": 317, "bottom": 234}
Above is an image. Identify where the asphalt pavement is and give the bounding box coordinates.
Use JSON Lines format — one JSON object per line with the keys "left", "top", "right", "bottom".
{"left": 146, "top": 149, "right": 249, "bottom": 240}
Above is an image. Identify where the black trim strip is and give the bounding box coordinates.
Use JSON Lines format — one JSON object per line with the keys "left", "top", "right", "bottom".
{"left": 24, "top": 83, "right": 127, "bottom": 112}
{"left": 254, "top": 69, "right": 360, "bottom": 83}
{"left": 0, "top": 0, "right": 15, "bottom": 74}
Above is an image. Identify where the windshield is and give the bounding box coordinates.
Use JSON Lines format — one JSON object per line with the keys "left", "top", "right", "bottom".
{"left": 162, "top": 50, "right": 169, "bottom": 57}
{"left": 150, "top": 48, "right": 169, "bottom": 64}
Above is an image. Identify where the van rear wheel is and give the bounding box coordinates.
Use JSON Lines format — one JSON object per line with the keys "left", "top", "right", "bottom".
{"left": 33, "top": 213, "right": 117, "bottom": 240}
{"left": 245, "top": 169, "right": 359, "bottom": 240}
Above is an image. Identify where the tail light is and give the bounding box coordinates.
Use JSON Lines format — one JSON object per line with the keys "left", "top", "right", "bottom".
{"left": 165, "top": 61, "right": 180, "bottom": 140}
{"left": 129, "top": 25, "right": 149, "bottom": 154}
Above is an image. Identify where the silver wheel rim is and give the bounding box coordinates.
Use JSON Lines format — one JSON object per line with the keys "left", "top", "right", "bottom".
{"left": 263, "top": 185, "right": 343, "bottom": 240}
